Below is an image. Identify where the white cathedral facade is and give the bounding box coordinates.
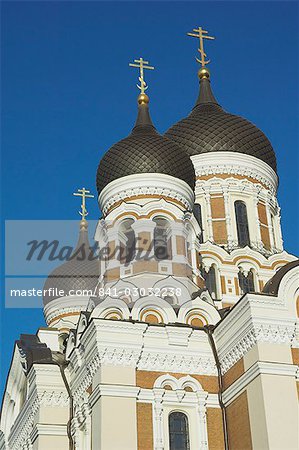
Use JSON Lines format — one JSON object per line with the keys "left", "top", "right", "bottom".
{"left": 1, "top": 31, "right": 299, "bottom": 450}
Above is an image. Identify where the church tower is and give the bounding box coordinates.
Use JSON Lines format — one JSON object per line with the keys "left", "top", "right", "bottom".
{"left": 165, "top": 27, "right": 295, "bottom": 307}
{"left": 92, "top": 57, "right": 207, "bottom": 324}
{"left": 1, "top": 28, "right": 298, "bottom": 450}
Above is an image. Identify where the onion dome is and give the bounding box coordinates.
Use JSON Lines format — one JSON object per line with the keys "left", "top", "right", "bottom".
{"left": 96, "top": 93, "right": 195, "bottom": 193}
{"left": 165, "top": 68, "right": 277, "bottom": 172}
{"left": 43, "top": 219, "right": 100, "bottom": 305}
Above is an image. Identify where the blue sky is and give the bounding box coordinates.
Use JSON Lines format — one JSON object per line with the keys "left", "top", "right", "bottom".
{"left": 1, "top": 1, "right": 298, "bottom": 394}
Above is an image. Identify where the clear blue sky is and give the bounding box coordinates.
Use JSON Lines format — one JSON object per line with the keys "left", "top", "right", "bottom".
{"left": 1, "top": 1, "right": 298, "bottom": 394}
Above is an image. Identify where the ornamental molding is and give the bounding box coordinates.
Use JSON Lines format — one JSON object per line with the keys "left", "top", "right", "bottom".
{"left": 137, "top": 351, "right": 216, "bottom": 375}
{"left": 219, "top": 321, "right": 296, "bottom": 373}
{"left": 222, "top": 361, "right": 298, "bottom": 406}
{"left": 214, "top": 294, "right": 297, "bottom": 373}
{"left": 196, "top": 176, "right": 271, "bottom": 197}
{"left": 72, "top": 399, "right": 91, "bottom": 439}
{"left": 71, "top": 321, "right": 217, "bottom": 401}
{"left": 72, "top": 346, "right": 217, "bottom": 403}
{"left": 30, "top": 423, "right": 67, "bottom": 440}
{"left": 44, "top": 297, "right": 90, "bottom": 324}
{"left": 291, "top": 322, "right": 299, "bottom": 349}
{"left": 8, "top": 391, "right": 39, "bottom": 450}
{"left": 90, "top": 384, "right": 140, "bottom": 408}
{"left": 192, "top": 152, "right": 278, "bottom": 193}
{"left": 150, "top": 378, "right": 210, "bottom": 450}
{"left": 38, "top": 389, "right": 69, "bottom": 407}
{"left": 8, "top": 389, "right": 69, "bottom": 450}
{"left": 137, "top": 387, "right": 219, "bottom": 409}
{"left": 98, "top": 173, "right": 194, "bottom": 215}
{"left": 199, "top": 242, "right": 295, "bottom": 270}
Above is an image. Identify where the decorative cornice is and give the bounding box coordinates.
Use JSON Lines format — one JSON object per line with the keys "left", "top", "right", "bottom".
{"left": 219, "top": 322, "right": 295, "bottom": 373}
{"left": 71, "top": 321, "right": 217, "bottom": 401}
{"left": 137, "top": 351, "right": 216, "bottom": 375}
{"left": 44, "top": 297, "right": 90, "bottom": 325}
{"left": 214, "top": 294, "right": 297, "bottom": 373}
{"left": 192, "top": 152, "right": 278, "bottom": 193}
{"left": 99, "top": 173, "right": 194, "bottom": 216}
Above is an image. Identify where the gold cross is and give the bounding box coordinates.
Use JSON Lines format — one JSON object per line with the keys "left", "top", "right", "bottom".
{"left": 73, "top": 187, "right": 94, "bottom": 220}
{"left": 187, "top": 26, "right": 215, "bottom": 67}
{"left": 129, "top": 57, "right": 154, "bottom": 94}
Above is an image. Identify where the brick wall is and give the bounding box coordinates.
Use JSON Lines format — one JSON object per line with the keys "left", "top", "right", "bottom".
{"left": 137, "top": 403, "right": 153, "bottom": 450}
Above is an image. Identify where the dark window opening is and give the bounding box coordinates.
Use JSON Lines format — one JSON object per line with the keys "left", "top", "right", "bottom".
{"left": 201, "top": 264, "right": 219, "bottom": 300}
{"left": 238, "top": 269, "right": 255, "bottom": 293}
{"left": 169, "top": 412, "right": 190, "bottom": 450}
{"left": 154, "top": 218, "right": 171, "bottom": 260}
{"left": 119, "top": 219, "right": 136, "bottom": 264}
{"left": 193, "top": 203, "right": 203, "bottom": 243}
{"left": 271, "top": 214, "right": 277, "bottom": 248}
{"left": 234, "top": 201, "right": 250, "bottom": 247}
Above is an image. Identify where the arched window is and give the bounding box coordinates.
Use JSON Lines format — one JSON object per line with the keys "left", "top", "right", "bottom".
{"left": 119, "top": 219, "right": 135, "bottom": 263}
{"left": 238, "top": 268, "right": 255, "bottom": 293}
{"left": 234, "top": 201, "right": 250, "bottom": 247}
{"left": 193, "top": 203, "right": 203, "bottom": 243}
{"left": 201, "top": 264, "right": 219, "bottom": 300}
{"left": 185, "top": 223, "right": 193, "bottom": 265}
{"left": 153, "top": 218, "right": 171, "bottom": 260}
{"left": 271, "top": 214, "right": 277, "bottom": 249}
{"left": 169, "top": 412, "right": 190, "bottom": 450}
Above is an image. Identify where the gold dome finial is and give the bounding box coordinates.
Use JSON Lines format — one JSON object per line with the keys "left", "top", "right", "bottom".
{"left": 73, "top": 187, "right": 94, "bottom": 222}
{"left": 129, "top": 57, "right": 155, "bottom": 101}
{"left": 198, "top": 67, "right": 210, "bottom": 80}
{"left": 137, "top": 93, "right": 150, "bottom": 105}
{"left": 187, "top": 26, "right": 215, "bottom": 72}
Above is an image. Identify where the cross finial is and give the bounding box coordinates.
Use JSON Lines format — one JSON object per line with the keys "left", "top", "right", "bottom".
{"left": 187, "top": 26, "right": 215, "bottom": 68}
{"left": 129, "top": 57, "right": 155, "bottom": 95}
{"left": 73, "top": 187, "right": 94, "bottom": 220}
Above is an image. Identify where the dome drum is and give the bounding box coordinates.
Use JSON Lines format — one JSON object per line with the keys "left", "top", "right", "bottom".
{"left": 98, "top": 172, "right": 195, "bottom": 216}
{"left": 192, "top": 151, "right": 278, "bottom": 193}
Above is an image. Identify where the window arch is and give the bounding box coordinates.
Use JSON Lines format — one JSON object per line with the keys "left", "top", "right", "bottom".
{"left": 140, "top": 308, "right": 164, "bottom": 324}
{"left": 238, "top": 268, "right": 255, "bottom": 293}
{"left": 169, "top": 412, "right": 190, "bottom": 450}
{"left": 193, "top": 203, "right": 203, "bottom": 243}
{"left": 119, "top": 219, "right": 135, "bottom": 263}
{"left": 234, "top": 201, "right": 250, "bottom": 247}
{"left": 201, "top": 264, "right": 220, "bottom": 300}
{"left": 153, "top": 218, "right": 171, "bottom": 260}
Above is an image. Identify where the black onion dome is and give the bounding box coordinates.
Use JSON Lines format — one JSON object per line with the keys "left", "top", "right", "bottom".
{"left": 96, "top": 99, "right": 195, "bottom": 193}
{"left": 43, "top": 220, "right": 100, "bottom": 305}
{"left": 165, "top": 75, "right": 277, "bottom": 172}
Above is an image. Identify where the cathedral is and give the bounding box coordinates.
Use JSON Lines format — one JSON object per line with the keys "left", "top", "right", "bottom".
{"left": 1, "top": 27, "right": 298, "bottom": 450}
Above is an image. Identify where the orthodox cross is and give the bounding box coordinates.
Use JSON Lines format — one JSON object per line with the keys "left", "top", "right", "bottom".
{"left": 73, "top": 187, "right": 94, "bottom": 220}
{"left": 187, "top": 26, "right": 215, "bottom": 67}
{"left": 129, "top": 57, "right": 155, "bottom": 94}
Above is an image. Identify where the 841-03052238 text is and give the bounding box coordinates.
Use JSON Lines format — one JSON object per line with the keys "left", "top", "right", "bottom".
{"left": 96, "top": 287, "right": 182, "bottom": 298}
